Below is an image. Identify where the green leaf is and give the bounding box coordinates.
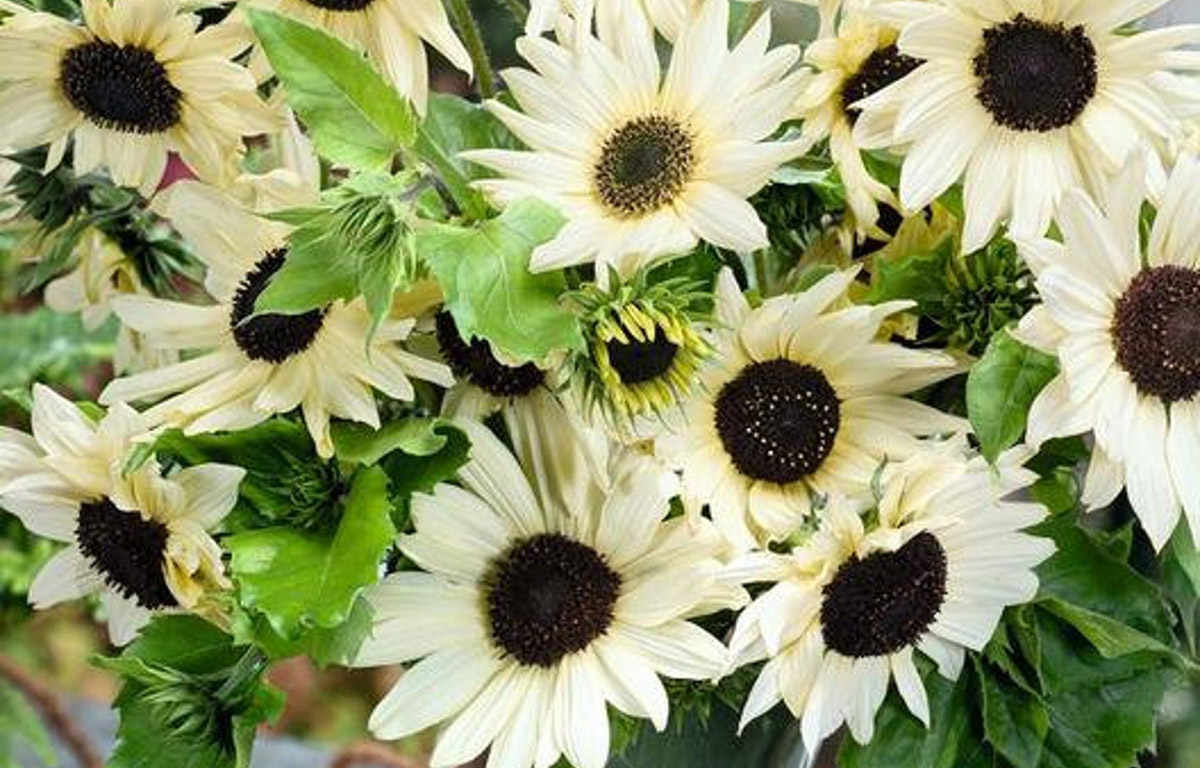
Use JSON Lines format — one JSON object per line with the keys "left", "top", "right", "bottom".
{"left": 1038, "top": 598, "right": 1184, "bottom": 663}
{"left": 966, "top": 329, "right": 1058, "bottom": 463}
{"left": 839, "top": 656, "right": 989, "bottom": 768}
{"left": 378, "top": 423, "right": 471, "bottom": 529}
{"left": 976, "top": 657, "right": 1049, "bottom": 768}
{"left": 424, "top": 93, "right": 522, "bottom": 181}
{"left": 254, "top": 232, "right": 357, "bottom": 316}
{"left": 225, "top": 467, "right": 394, "bottom": 637}
{"left": 124, "top": 615, "right": 244, "bottom": 673}
{"left": 153, "top": 421, "right": 344, "bottom": 533}
{"left": 865, "top": 241, "right": 952, "bottom": 307}
{"left": 611, "top": 701, "right": 805, "bottom": 768}
{"left": 246, "top": 9, "right": 416, "bottom": 171}
{"left": 0, "top": 679, "right": 55, "bottom": 768}
{"left": 233, "top": 595, "right": 375, "bottom": 666}
{"left": 106, "top": 616, "right": 282, "bottom": 768}
{"left": 1163, "top": 523, "right": 1199, "bottom": 654}
{"left": 418, "top": 198, "right": 583, "bottom": 362}
{"left": 1033, "top": 516, "right": 1174, "bottom": 639}
{"left": 332, "top": 417, "right": 450, "bottom": 465}
{"left": 1035, "top": 611, "right": 1179, "bottom": 768}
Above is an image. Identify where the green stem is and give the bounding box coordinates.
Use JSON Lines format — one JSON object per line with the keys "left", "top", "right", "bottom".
{"left": 412, "top": 129, "right": 489, "bottom": 222}
{"left": 752, "top": 249, "right": 769, "bottom": 295}
{"left": 499, "top": 0, "right": 529, "bottom": 26}
{"left": 215, "top": 649, "right": 269, "bottom": 706}
{"left": 446, "top": 0, "right": 497, "bottom": 99}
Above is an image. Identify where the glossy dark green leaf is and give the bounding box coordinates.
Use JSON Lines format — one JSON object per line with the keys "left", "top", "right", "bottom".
{"left": 976, "top": 657, "right": 1049, "bottom": 768}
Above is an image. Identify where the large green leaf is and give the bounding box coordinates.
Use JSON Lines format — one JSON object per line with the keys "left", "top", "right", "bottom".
{"left": 1035, "top": 612, "right": 1178, "bottom": 768}
{"left": 966, "top": 329, "right": 1058, "bottom": 463}
{"left": 418, "top": 198, "right": 583, "bottom": 362}
{"left": 247, "top": 9, "right": 416, "bottom": 171}
{"left": 232, "top": 596, "right": 375, "bottom": 666}
{"left": 225, "top": 467, "right": 394, "bottom": 637}
{"left": 976, "top": 656, "right": 1049, "bottom": 768}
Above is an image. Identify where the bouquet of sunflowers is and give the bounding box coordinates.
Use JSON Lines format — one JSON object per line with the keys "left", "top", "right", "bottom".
{"left": 0, "top": 0, "right": 1198, "bottom": 766}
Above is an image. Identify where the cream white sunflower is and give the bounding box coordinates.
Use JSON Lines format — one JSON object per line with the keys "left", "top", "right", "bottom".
{"left": 656, "top": 267, "right": 963, "bottom": 550}
{"left": 462, "top": 0, "right": 807, "bottom": 278}
{"left": 727, "top": 443, "right": 1053, "bottom": 751}
{"left": 1014, "top": 154, "right": 1200, "bottom": 551}
{"left": 794, "top": 11, "right": 920, "bottom": 238}
{"left": 352, "top": 417, "right": 745, "bottom": 768}
{"left": 246, "top": 0, "right": 471, "bottom": 114}
{"left": 98, "top": 180, "right": 453, "bottom": 458}
{"left": 853, "top": 0, "right": 1200, "bottom": 253}
{"left": 0, "top": 385, "right": 243, "bottom": 645}
{"left": 0, "top": 0, "right": 279, "bottom": 195}
{"left": 43, "top": 228, "right": 177, "bottom": 374}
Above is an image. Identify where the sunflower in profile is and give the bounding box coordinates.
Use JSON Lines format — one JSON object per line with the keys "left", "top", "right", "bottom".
{"left": 728, "top": 443, "right": 1053, "bottom": 752}
{"left": 463, "top": 0, "right": 806, "bottom": 278}
{"left": 99, "top": 181, "right": 453, "bottom": 458}
{"left": 656, "top": 268, "right": 963, "bottom": 549}
{"left": 0, "top": 0, "right": 278, "bottom": 195}
{"left": 0, "top": 385, "right": 243, "bottom": 645}
{"left": 247, "top": 0, "right": 471, "bottom": 114}
{"left": 352, "top": 418, "right": 745, "bottom": 768}
{"left": 1015, "top": 156, "right": 1200, "bottom": 550}
{"left": 794, "top": 11, "right": 921, "bottom": 238}
{"left": 853, "top": 0, "right": 1200, "bottom": 252}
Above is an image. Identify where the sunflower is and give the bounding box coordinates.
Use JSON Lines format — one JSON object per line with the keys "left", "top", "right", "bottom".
{"left": 569, "top": 273, "right": 710, "bottom": 433}
{"left": 246, "top": 0, "right": 471, "bottom": 114}
{"left": 0, "top": 0, "right": 278, "bottom": 195}
{"left": 794, "top": 11, "right": 921, "bottom": 238}
{"left": 727, "top": 443, "right": 1053, "bottom": 751}
{"left": 352, "top": 418, "right": 745, "bottom": 768}
{"left": 852, "top": 0, "right": 1200, "bottom": 253}
{"left": 43, "top": 228, "right": 176, "bottom": 374}
{"left": 98, "top": 180, "right": 453, "bottom": 458}
{"left": 0, "top": 385, "right": 243, "bottom": 645}
{"left": 655, "top": 268, "right": 963, "bottom": 550}
{"left": 1015, "top": 155, "right": 1200, "bottom": 550}
{"left": 462, "top": 0, "right": 807, "bottom": 278}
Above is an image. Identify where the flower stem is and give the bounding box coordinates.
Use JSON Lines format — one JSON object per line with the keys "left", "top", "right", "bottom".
{"left": 447, "top": 0, "right": 498, "bottom": 99}
{"left": 499, "top": 0, "right": 529, "bottom": 27}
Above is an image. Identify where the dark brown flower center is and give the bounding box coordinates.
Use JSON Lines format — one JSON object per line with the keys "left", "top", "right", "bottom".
{"left": 973, "top": 14, "right": 1097, "bottom": 132}
{"left": 714, "top": 359, "right": 841, "bottom": 485}
{"left": 60, "top": 41, "right": 181, "bottom": 134}
{"left": 606, "top": 329, "right": 679, "bottom": 385}
{"left": 486, "top": 534, "right": 621, "bottom": 667}
{"left": 76, "top": 498, "right": 177, "bottom": 610}
{"left": 229, "top": 250, "right": 328, "bottom": 364}
{"left": 821, "top": 531, "right": 948, "bottom": 658}
{"left": 300, "top": 0, "right": 376, "bottom": 9}
{"left": 1113, "top": 265, "right": 1200, "bottom": 403}
{"left": 435, "top": 311, "right": 544, "bottom": 398}
{"left": 594, "top": 115, "right": 695, "bottom": 217}
{"left": 841, "top": 44, "right": 923, "bottom": 124}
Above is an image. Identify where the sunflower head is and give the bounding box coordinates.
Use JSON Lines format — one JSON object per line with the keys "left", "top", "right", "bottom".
{"left": 943, "top": 238, "right": 1037, "bottom": 354}
{"left": 569, "top": 271, "right": 711, "bottom": 429}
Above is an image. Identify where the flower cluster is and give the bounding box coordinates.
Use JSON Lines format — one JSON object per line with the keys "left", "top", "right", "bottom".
{"left": 0, "top": 0, "right": 1197, "bottom": 767}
